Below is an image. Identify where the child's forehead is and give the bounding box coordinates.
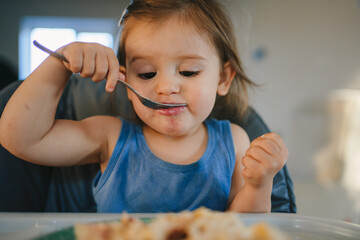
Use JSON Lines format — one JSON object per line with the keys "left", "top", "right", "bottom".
{"left": 124, "top": 15, "right": 214, "bottom": 50}
{"left": 129, "top": 28, "right": 208, "bottom": 59}
{"left": 127, "top": 15, "right": 199, "bottom": 34}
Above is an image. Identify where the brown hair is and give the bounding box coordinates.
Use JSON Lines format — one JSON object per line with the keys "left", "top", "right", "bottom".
{"left": 117, "top": 0, "right": 255, "bottom": 122}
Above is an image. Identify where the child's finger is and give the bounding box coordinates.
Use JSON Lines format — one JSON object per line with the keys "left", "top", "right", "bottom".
{"left": 245, "top": 145, "right": 272, "bottom": 164}
{"left": 242, "top": 154, "right": 262, "bottom": 171}
{"left": 251, "top": 134, "right": 281, "bottom": 157}
{"left": 92, "top": 52, "right": 108, "bottom": 82}
{"left": 80, "top": 48, "right": 96, "bottom": 78}
{"left": 119, "top": 71, "right": 125, "bottom": 81}
{"left": 242, "top": 155, "right": 264, "bottom": 182}
{"left": 105, "top": 50, "right": 120, "bottom": 92}
{"left": 260, "top": 133, "right": 284, "bottom": 151}
{"left": 262, "top": 133, "right": 289, "bottom": 160}
{"left": 63, "top": 45, "right": 83, "bottom": 74}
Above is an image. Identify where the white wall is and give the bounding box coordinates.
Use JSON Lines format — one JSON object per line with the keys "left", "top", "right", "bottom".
{"left": 237, "top": 0, "right": 360, "bottom": 181}
{"left": 234, "top": 0, "right": 360, "bottom": 220}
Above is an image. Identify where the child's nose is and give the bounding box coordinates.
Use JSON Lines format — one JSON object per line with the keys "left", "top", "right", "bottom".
{"left": 155, "top": 74, "right": 180, "bottom": 95}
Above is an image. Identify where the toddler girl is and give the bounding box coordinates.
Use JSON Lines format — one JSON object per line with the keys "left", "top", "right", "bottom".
{"left": 0, "top": 0, "right": 288, "bottom": 213}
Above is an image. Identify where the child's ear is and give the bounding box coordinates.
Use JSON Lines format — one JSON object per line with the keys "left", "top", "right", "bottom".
{"left": 119, "top": 66, "right": 132, "bottom": 101}
{"left": 217, "top": 62, "right": 235, "bottom": 96}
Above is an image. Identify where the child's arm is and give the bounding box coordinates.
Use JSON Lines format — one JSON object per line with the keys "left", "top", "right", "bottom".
{"left": 228, "top": 126, "right": 288, "bottom": 213}
{"left": 0, "top": 42, "right": 121, "bottom": 166}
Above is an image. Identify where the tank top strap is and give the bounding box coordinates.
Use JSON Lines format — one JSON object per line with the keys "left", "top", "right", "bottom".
{"left": 93, "top": 118, "right": 137, "bottom": 193}
{"left": 204, "top": 119, "right": 236, "bottom": 171}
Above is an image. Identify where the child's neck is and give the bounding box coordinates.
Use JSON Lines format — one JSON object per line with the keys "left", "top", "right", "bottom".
{"left": 142, "top": 123, "right": 207, "bottom": 165}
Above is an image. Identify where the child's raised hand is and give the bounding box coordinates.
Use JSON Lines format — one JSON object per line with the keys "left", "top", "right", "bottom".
{"left": 241, "top": 132, "right": 288, "bottom": 190}
{"left": 58, "top": 42, "right": 122, "bottom": 92}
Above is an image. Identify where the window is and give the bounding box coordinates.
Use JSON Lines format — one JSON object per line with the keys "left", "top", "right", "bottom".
{"left": 19, "top": 16, "right": 118, "bottom": 79}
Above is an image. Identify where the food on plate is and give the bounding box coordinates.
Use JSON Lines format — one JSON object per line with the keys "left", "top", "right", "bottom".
{"left": 75, "top": 208, "right": 288, "bottom": 240}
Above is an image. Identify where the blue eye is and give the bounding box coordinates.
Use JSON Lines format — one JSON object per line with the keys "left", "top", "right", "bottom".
{"left": 138, "top": 72, "right": 156, "bottom": 80}
{"left": 180, "top": 71, "right": 199, "bottom": 77}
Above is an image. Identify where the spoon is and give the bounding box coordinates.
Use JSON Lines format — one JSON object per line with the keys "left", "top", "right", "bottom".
{"left": 33, "top": 40, "right": 187, "bottom": 110}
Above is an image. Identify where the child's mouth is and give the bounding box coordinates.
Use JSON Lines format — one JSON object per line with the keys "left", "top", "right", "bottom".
{"left": 156, "top": 106, "right": 187, "bottom": 115}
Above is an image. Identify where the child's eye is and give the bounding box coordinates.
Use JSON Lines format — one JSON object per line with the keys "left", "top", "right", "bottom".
{"left": 180, "top": 71, "right": 199, "bottom": 77}
{"left": 138, "top": 72, "right": 157, "bottom": 80}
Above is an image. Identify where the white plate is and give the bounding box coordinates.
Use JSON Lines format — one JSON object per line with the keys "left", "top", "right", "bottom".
{"left": 1, "top": 213, "right": 360, "bottom": 240}
{"left": 242, "top": 213, "right": 360, "bottom": 240}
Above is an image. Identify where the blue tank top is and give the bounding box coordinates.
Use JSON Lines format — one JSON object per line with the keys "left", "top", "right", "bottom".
{"left": 93, "top": 118, "right": 236, "bottom": 213}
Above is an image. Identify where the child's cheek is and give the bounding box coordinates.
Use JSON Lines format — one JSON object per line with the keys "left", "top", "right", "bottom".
{"left": 190, "top": 89, "right": 216, "bottom": 115}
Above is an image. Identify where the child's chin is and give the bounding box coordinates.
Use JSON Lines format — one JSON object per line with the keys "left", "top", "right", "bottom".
{"left": 155, "top": 122, "right": 189, "bottom": 137}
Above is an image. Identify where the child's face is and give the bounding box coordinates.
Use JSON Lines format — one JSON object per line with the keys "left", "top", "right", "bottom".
{"left": 123, "top": 16, "right": 233, "bottom": 137}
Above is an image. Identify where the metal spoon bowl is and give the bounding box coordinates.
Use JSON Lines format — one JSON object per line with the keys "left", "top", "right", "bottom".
{"left": 33, "top": 40, "right": 187, "bottom": 110}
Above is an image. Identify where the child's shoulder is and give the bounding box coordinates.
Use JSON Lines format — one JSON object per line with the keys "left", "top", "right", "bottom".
{"left": 229, "top": 123, "right": 249, "bottom": 140}
{"left": 206, "top": 119, "right": 249, "bottom": 143}
{"left": 229, "top": 122, "right": 250, "bottom": 155}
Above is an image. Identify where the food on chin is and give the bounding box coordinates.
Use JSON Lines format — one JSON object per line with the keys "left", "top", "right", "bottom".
{"left": 75, "top": 208, "right": 289, "bottom": 240}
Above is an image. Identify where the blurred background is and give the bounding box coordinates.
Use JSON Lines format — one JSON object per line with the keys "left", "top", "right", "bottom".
{"left": 1, "top": 0, "right": 360, "bottom": 222}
